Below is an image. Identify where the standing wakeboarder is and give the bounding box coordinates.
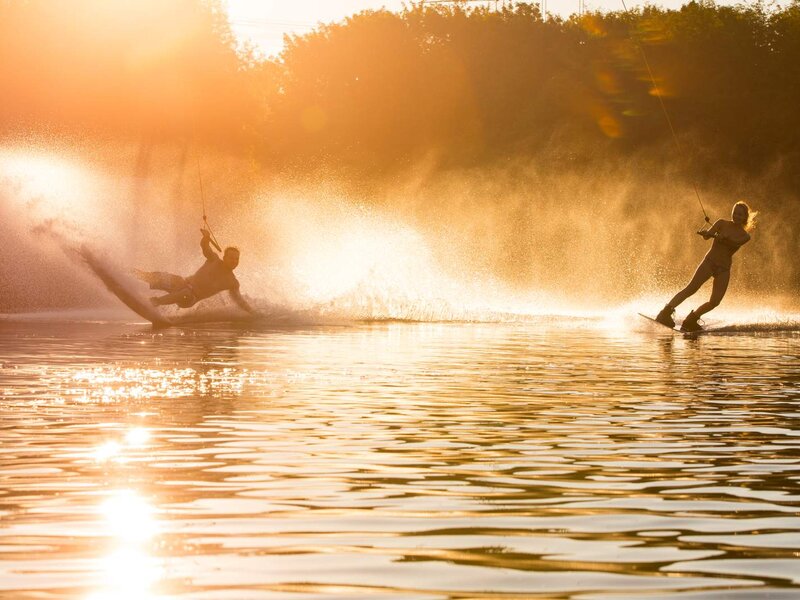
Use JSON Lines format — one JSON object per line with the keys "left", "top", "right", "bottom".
{"left": 655, "top": 201, "right": 756, "bottom": 332}
{"left": 135, "top": 228, "right": 255, "bottom": 314}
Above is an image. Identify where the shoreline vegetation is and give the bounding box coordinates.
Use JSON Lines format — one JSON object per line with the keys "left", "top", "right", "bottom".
{"left": 1, "top": 0, "right": 798, "bottom": 182}
{"left": 1, "top": 0, "right": 798, "bottom": 310}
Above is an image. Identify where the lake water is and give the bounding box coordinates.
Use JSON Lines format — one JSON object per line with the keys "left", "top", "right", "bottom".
{"left": 1, "top": 317, "right": 800, "bottom": 599}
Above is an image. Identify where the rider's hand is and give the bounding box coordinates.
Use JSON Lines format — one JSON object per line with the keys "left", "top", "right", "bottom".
{"left": 200, "top": 228, "right": 211, "bottom": 238}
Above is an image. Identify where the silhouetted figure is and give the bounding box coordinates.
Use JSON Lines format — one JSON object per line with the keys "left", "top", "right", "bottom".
{"left": 136, "top": 229, "right": 254, "bottom": 314}
{"left": 656, "top": 202, "right": 755, "bottom": 332}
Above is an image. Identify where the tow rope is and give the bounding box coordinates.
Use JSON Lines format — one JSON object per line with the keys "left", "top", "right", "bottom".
{"left": 196, "top": 155, "right": 223, "bottom": 252}
{"left": 619, "top": 0, "right": 711, "bottom": 225}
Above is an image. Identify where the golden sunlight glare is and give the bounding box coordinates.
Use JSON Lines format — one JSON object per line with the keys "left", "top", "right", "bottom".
{"left": 87, "top": 547, "right": 164, "bottom": 600}
{"left": 0, "top": 150, "right": 93, "bottom": 211}
{"left": 94, "top": 441, "right": 122, "bottom": 462}
{"left": 125, "top": 427, "right": 151, "bottom": 446}
{"left": 100, "top": 490, "right": 159, "bottom": 543}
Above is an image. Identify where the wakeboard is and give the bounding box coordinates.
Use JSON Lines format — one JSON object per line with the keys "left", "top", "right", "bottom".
{"left": 638, "top": 312, "right": 702, "bottom": 334}
{"left": 80, "top": 246, "right": 174, "bottom": 328}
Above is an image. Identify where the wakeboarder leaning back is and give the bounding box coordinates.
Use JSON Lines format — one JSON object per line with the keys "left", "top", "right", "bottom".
{"left": 135, "top": 228, "right": 255, "bottom": 314}
{"left": 655, "top": 201, "right": 756, "bottom": 332}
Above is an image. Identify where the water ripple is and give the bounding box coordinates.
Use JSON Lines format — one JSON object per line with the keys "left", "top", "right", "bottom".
{"left": 1, "top": 320, "right": 799, "bottom": 598}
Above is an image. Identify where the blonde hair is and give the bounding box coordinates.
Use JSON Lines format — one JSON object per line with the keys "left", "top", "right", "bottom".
{"left": 734, "top": 201, "right": 757, "bottom": 231}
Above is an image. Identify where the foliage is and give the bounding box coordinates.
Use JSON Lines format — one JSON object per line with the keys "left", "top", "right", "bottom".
{"left": 0, "top": 0, "right": 258, "bottom": 144}
{"left": 263, "top": 1, "right": 800, "bottom": 184}
{"left": 1, "top": 0, "right": 799, "bottom": 182}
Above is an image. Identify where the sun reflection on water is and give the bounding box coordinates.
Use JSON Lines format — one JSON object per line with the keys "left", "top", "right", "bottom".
{"left": 2, "top": 323, "right": 800, "bottom": 598}
{"left": 67, "top": 366, "right": 246, "bottom": 403}
{"left": 88, "top": 427, "right": 162, "bottom": 599}
{"left": 126, "top": 427, "right": 150, "bottom": 446}
{"left": 89, "top": 490, "right": 162, "bottom": 600}
{"left": 93, "top": 440, "right": 122, "bottom": 462}
{"left": 93, "top": 426, "right": 152, "bottom": 462}
{"left": 87, "top": 548, "right": 164, "bottom": 600}
{"left": 101, "top": 490, "right": 158, "bottom": 544}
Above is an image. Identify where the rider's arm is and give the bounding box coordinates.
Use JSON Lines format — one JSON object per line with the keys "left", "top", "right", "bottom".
{"left": 200, "top": 229, "right": 218, "bottom": 260}
{"left": 229, "top": 284, "right": 255, "bottom": 314}
{"left": 698, "top": 219, "right": 724, "bottom": 240}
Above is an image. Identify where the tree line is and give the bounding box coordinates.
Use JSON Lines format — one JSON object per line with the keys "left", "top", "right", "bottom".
{"left": 1, "top": 0, "right": 799, "bottom": 186}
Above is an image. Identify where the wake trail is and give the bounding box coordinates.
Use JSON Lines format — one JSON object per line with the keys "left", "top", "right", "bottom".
{"left": 706, "top": 322, "right": 800, "bottom": 334}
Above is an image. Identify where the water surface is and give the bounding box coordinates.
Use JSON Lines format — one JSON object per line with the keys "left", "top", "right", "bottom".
{"left": 1, "top": 319, "right": 799, "bottom": 599}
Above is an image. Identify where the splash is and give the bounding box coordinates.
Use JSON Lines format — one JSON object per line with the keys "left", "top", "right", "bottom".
{"left": 1, "top": 142, "right": 798, "bottom": 328}
{"left": 0, "top": 144, "right": 551, "bottom": 323}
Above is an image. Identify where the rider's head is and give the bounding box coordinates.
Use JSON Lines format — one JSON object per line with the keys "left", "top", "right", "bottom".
{"left": 732, "top": 201, "right": 756, "bottom": 231}
{"left": 223, "top": 247, "right": 240, "bottom": 269}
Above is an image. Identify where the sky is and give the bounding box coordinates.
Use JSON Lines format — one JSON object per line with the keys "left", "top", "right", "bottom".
{"left": 225, "top": 0, "right": 775, "bottom": 57}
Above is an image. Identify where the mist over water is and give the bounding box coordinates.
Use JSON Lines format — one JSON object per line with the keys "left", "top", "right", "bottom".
{"left": 0, "top": 141, "right": 797, "bottom": 328}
